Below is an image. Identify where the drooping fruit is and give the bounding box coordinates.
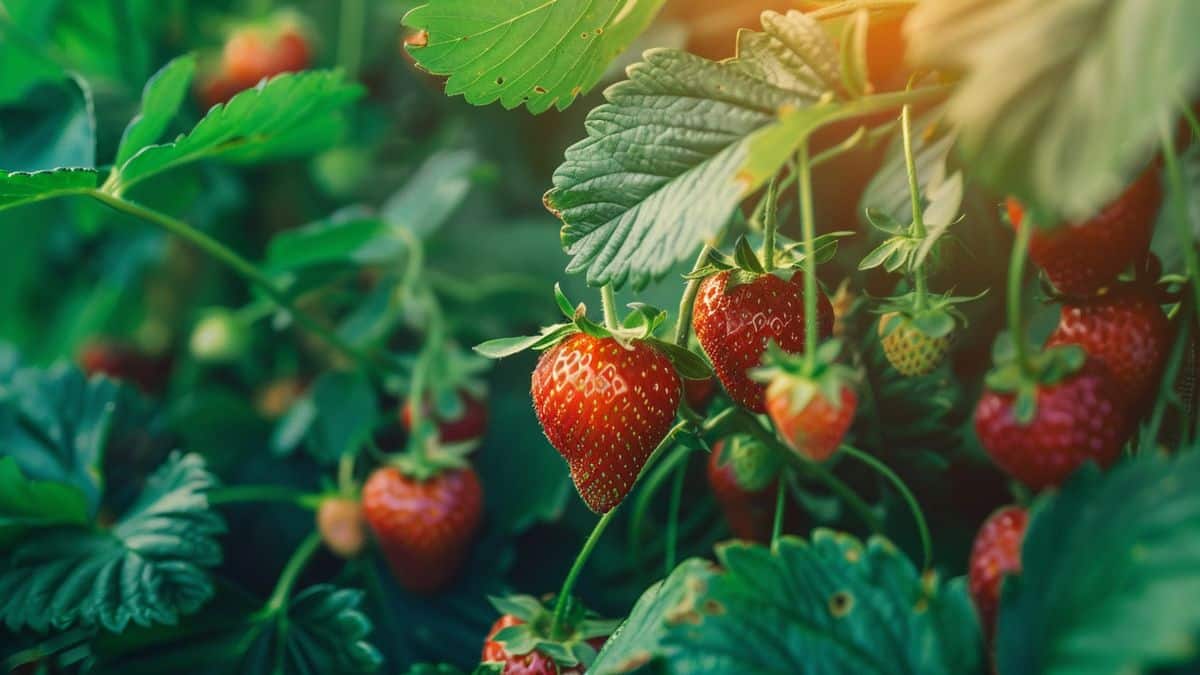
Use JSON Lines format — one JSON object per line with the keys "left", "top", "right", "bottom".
{"left": 968, "top": 506, "right": 1028, "bottom": 640}
{"left": 531, "top": 333, "right": 681, "bottom": 513}
{"left": 766, "top": 381, "right": 857, "bottom": 463}
{"left": 401, "top": 389, "right": 489, "bottom": 444}
{"left": 316, "top": 497, "right": 365, "bottom": 559}
{"left": 361, "top": 465, "right": 482, "bottom": 594}
{"left": 693, "top": 271, "right": 833, "bottom": 412}
{"left": 878, "top": 311, "right": 953, "bottom": 376}
{"left": 707, "top": 438, "right": 782, "bottom": 543}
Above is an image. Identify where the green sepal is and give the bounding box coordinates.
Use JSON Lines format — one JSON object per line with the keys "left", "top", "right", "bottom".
{"left": 622, "top": 303, "right": 668, "bottom": 333}
{"left": 554, "top": 283, "right": 577, "bottom": 319}
{"left": 723, "top": 435, "right": 784, "bottom": 492}
{"left": 874, "top": 290, "right": 986, "bottom": 339}
{"left": 733, "top": 235, "right": 767, "bottom": 274}
{"left": 487, "top": 595, "right": 546, "bottom": 623}
{"left": 646, "top": 339, "right": 713, "bottom": 380}
{"left": 779, "top": 231, "right": 855, "bottom": 270}
{"left": 391, "top": 440, "right": 474, "bottom": 482}
{"left": 752, "top": 340, "right": 859, "bottom": 416}
{"left": 482, "top": 594, "right": 615, "bottom": 671}
{"left": 984, "top": 336, "right": 1087, "bottom": 425}
{"left": 474, "top": 323, "right": 577, "bottom": 358}
{"left": 864, "top": 208, "right": 908, "bottom": 235}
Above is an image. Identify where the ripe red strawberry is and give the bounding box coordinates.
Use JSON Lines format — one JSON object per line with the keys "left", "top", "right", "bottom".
{"left": 79, "top": 340, "right": 173, "bottom": 394}
{"left": 693, "top": 271, "right": 834, "bottom": 412}
{"left": 531, "top": 333, "right": 681, "bottom": 513}
{"left": 197, "top": 72, "right": 244, "bottom": 108}
{"left": 968, "top": 506, "right": 1028, "bottom": 640}
{"left": 481, "top": 615, "right": 605, "bottom": 675}
{"left": 765, "top": 382, "right": 857, "bottom": 462}
{"left": 361, "top": 465, "right": 482, "bottom": 594}
{"left": 1046, "top": 286, "right": 1171, "bottom": 408}
{"left": 683, "top": 376, "right": 717, "bottom": 414}
{"left": 974, "top": 361, "right": 1130, "bottom": 490}
{"left": 1006, "top": 166, "right": 1162, "bottom": 296}
{"left": 222, "top": 24, "right": 312, "bottom": 88}
{"left": 316, "top": 497, "right": 364, "bottom": 559}
{"left": 707, "top": 440, "right": 777, "bottom": 543}
{"left": 401, "top": 389, "right": 489, "bottom": 443}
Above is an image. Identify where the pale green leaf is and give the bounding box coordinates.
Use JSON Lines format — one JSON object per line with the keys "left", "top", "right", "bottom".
{"left": 115, "top": 54, "right": 197, "bottom": 166}
{"left": 0, "top": 169, "right": 98, "bottom": 212}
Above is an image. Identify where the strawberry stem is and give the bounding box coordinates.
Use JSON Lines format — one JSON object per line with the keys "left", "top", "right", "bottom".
{"left": 840, "top": 445, "right": 931, "bottom": 571}
{"left": 86, "top": 190, "right": 391, "bottom": 376}
{"left": 337, "top": 451, "right": 357, "bottom": 496}
{"left": 1007, "top": 214, "right": 1035, "bottom": 376}
{"left": 265, "top": 531, "right": 322, "bottom": 613}
{"left": 901, "top": 104, "right": 930, "bottom": 312}
{"left": 601, "top": 284, "right": 619, "bottom": 330}
{"left": 208, "top": 485, "right": 322, "bottom": 509}
{"left": 762, "top": 175, "right": 781, "bottom": 271}
{"left": 664, "top": 461, "right": 686, "bottom": 574}
{"left": 550, "top": 419, "right": 690, "bottom": 638}
{"left": 770, "top": 472, "right": 787, "bottom": 553}
{"left": 337, "top": 0, "right": 366, "bottom": 78}
{"left": 1140, "top": 302, "right": 1192, "bottom": 449}
{"left": 1160, "top": 116, "right": 1200, "bottom": 320}
{"left": 796, "top": 145, "right": 820, "bottom": 372}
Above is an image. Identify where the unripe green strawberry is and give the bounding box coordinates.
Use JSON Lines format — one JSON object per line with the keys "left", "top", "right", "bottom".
{"left": 878, "top": 312, "right": 952, "bottom": 376}
{"left": 724, "top": 435, "right": 783, "bottom": 492}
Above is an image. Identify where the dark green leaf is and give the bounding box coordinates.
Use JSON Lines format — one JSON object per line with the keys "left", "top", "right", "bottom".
{"left": 0, "top": 452, "right": 225, "bottom": 633}
{"left": 908, "top": 0, "right": 1200, "bottom": 223}
{"left": 108, "top": 71, "right": 364, "bottom": 193}
{"left": 403, "top": 0, "right": 669, "bottom": 114}
{"left": 115, "top": 55, "right": 197, "bottom": 166}
{"left": 0, "top": 456, "right": 89, "bottom": 547}
{"left": 305, "top": 371, "right": 378, "bottom": 464}
{"left": 997, "top": 452, "right": 1200, "bottom": 675}
{"left": 381, "top": 149, "right": 480, "bottom": 237}
{"left": 0, "top": 76, "right": 95, "bottom": 171}
{"left": 648, "top": 340, "right": 713, "bottom": 380}
{"left": 661, "top": 533, "right": 982, "bottom": 674}
{"left": 545, "top": 10, "right": 845, "bottom": 289}
{"left": 0, "top": 169, "right": 97, "bottom": 211}
{"left": 266, "top": 216, "right": 400, "bottom": 274}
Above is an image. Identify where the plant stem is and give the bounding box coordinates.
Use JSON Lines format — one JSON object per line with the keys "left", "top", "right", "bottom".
{"left": 601, "top": 284, "right": 619, "bottom": 330}
{"left": 86, "top": 191, "right": 384, "bottom": 374}
{"left": 1007, "top": 215, "right": 1035, "bottom": 376}
{"left": 337, "top": 451, "right": 356, "bottom": 496}
{"left": 1160, "top": 117, "right": 1200, "bottom": 319}
{"left": 770, "top": 472, "right": 787, "bottom": 552}
{"left": 337, "top": 0, "right": 366, "bottom": 78}
{"left": 628, "top": 444, "right": 692, "bottom": 571}
{"left": 901, "top": 104, "right": 929, "bottom": 311}
{"left": 664, "top": 462, "right": 686, "bottom": 574}
{"left": 762, "top": 175, "right": 781, "bottom": 270}
{"left": 550, "top": 420, "right": 689, "bottom": 637}
{"left": 796, "top": 145, "right": 820, "bottom": 371}
{"left": 1141, "top": 303, "right": 1192, "bottom": 450}
{"left": 840, "top": 445, "right": 931, "bottom": 571}
{"left": 265, "top": 531, "right": 322, "bottom": 613}
{"left": 208, "top": 485, "right": 321, "bottom": 509}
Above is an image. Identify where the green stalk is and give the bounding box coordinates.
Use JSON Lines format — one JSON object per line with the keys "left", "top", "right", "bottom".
{"left": 770, "top": 473, "right": 787, "bottom": 552}
{"left": 901, "top": 104, "right": 929, "bottom": 311}
{"left": 1141, "top": 304, "right": 1192, "bottom": 450}
{"left": 1007, "top": 215, "right": 1035, "bottom": 376}
{"left": 208, "top": 485, "right": 322, "bottom": 509}
{"left": 664, "top": 463, "right": 686, "bottom": 574}
{"left": 1160, "top": 117, "right": 1200, "bottom": 319}
{"left": 796, "top": 145, "right": 820, "bottom": 371}
{"left": 762, "top": 175, "right": 781, "bottom": 270}
{"left": 337, "top": 451, "right": 356, "bottom": 496}
{"left": 337, "top": 0, "right": 366, "bottom": 78}
{"left": 265, "top": 531, "right": 322, "bottom": 613}
{"left": 550, "top": 420, "right": 689, "bottom": 638}
{"left": 601, "top": 285, "right": 619, "bottom": 330}
{"left": 840, "top": 445, "right": 931, "bottom": 571}
{"left": 87, "top": 191, "right": 384, "bottom": 374}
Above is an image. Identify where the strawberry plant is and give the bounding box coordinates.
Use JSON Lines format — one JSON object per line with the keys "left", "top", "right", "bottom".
{"left": 2, "top": 1, "right": 1200, "bottom": 674}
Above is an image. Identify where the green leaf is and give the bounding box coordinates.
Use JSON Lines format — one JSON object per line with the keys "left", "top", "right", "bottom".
{"left": 266, "top": 216, "right": 400, "bottom": 274}
{"left": 115, "top": 55, "right": 198, "bottom": 166}
{"left": 0, "top": 75, "right": 95, "bottom": 172}
{"left": 0, "top": 169, "right": 98, "bottom": 211}
{"left": 590, "top": 558, "right": 720, "bottom": 674}
{"left": 545, "top": 10, "right": 845, "bottom": 289}
{"left": 996, "top": 452, "right": 1200, "bottom": 675}
{"left": 381, "top": 149, "right": 481, "bottom": 237}
{"left": 403, "top": 0, "right": 669, "bottom": 114}
{"left": 0, "top": 456, "right": 89, "bottom": 547}
{"left": 305, "top": 371, "right": 378, "bottom": 464}
{"left": 659, "top": 532, "right": 982, "bottom": 674}
{"left": 0, "top": 13, "right": 65, "bottom": 104}
{"left": 0, "top": 452, "right": 225, "bottom": 633}
{"left": 108, "top": 71, "right": 364, "bottom": 194}
{"left": 647, "top": 340, "right": 713, "bottom": 380}
{"left": 907, "top": 0, "right": 1200, "bottom": 224}
{"left": 474, "top": 324, "right": 576, "bottom": 359}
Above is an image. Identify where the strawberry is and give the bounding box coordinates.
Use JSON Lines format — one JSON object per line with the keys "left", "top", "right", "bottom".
{"left": 1007, "top": 165, "right": 1162, "bottom": 296}
{"left": 361, "top": 465, "right": 482, "bottom": 594}
{"left": 693, "top": 271, "right": 834, "bottom": 412}
{"left": 975, "top": 359, "right": 1130, "bottom": 490}
{"left": 766, "top": 381, "right": 857, "bottom": 463}
{"left": 401, "top": 389, "right": 489, "bottom": 444}
{"left": 316, "top": 497, "right": 364, "bottom": 559}
{"left": 79, "top": 339, "right": 173, "bottom": 394}
{"left": 531, "top": 333, "right": 681, "bottom": 513}
{"left": 1046, "top": 285, "right": 1172, "bottom": 408}
{"left": 878, "top": 311, "right": 953, "bottom": 376}
{"left": 683, "top": 375, "right": 717, "bottom": 414}
{"left": 968, "top": 506, "right": 1028, "bottom": 640}
{"left": 197, "top": 72, "right": 244, "bottom": 108}
{"left": 222, "top": 23, "right": 312, "bottom": 89}
{"left": 481, "top": 614, "right": 607, "bottom": 675}
{"left": 707, "top": 438, "right": 782, "bottom": 543}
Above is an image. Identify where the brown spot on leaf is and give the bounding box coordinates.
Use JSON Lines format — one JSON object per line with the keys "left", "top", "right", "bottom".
{"left": 702, "top": 600, "right": 725, "bottom": 616}
{"left": 617, "top": 652, "right": 652, "bottom": 672}
{"left": 828, "top": 591, "right": 854, "bottom": 618}
{"left": 534, "top": 86, "right": 548, "bottom": 94}
{"left": 404, "top": 30, "right": 429, "bottom": 48}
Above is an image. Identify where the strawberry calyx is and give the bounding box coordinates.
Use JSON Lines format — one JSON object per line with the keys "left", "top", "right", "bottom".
{"left": 388, "top": 431, "right": 476, "bottom": 482}
{"left": 394, "top": 342, "right": 491, "bottom": 424}
{"left": 752, "top": 339, "right": 858, "bottom": 415}
{"left": 685, "top": 232, "right": 853, "bottom": 291}
{"left": 984, "top": 334, "right": 1087, "bottom": 425}
{"left": 484, "top": 595, "right": 618, "bottom": 670}
{"left": 873, "top": 290, "right": 982, "bottom": 340}
{"left": 717, "top": 434, "right": 785, "bottom": 492}
{"left": 473, "top": 285, "right": 712, "bottom": 380}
